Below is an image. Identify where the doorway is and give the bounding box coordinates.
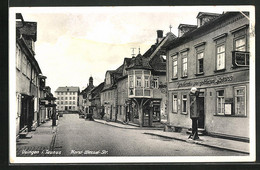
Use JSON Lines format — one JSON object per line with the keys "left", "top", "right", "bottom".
{"left": 143, "top": 104, "right": 151, "bottom": 127}
{"left": 197, "top": 93, "right": 205, "bottom": 129}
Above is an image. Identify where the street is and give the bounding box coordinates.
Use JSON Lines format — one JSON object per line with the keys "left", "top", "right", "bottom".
{"left": 52, "top": 113, "right": 246, "bottom": 156}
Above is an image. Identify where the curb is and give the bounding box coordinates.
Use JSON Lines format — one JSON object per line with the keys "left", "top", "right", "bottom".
{"left": 144, "top": 132, "right": 249, "bottom": 155}
{"left": 94, "top": 120, "right": 164, "bottom": 130}
{"left": 49, "top": 124, "right": 59, "bottom": 151}
{"left": 93, "top": 120, "right": 138, "bottom": 129}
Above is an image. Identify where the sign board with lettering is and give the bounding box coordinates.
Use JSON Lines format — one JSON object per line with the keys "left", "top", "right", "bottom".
{"left": 224, "top": 103, "right": 232, "bottom": 115}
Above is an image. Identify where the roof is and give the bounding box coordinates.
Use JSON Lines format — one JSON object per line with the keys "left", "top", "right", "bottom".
{"left": 178, "top": 24, "right": 197, "bottom": 29}
{"left": 90, "top": 82, "right": 105, "bottom": 99}
{"left": 166, "top": 12, "right": 247, "bottom": 50}
{"left": 126, "top": 54, "right": 152, "bottom": 70}
{"left": 196, "top": 12, "right": 221, "bottom": 19}
{"left": 55, "top": 86, "right": 80, "bottom": 92}
{"left": 17, "top": 21, "right": 37, "bottom": 41}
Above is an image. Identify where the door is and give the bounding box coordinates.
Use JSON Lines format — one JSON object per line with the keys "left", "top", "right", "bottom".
{"left": 143, "top": 107, "right": 150, "bottom": 127}
{"left": 197, "top": 95, "right": 205, "bottom": 129}
{"left": 20, "top": 97, "right": 27, "bottom": 130}
{"left": 65, "top": 106, "right": 68, "bottom": 110}
{"left": 152, "top": 104, "right": 160, "bottom": 122}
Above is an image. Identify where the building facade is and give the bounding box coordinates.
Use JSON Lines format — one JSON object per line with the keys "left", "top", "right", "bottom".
{"left": 16, "top": 13, "right": 41, "bottom": 137}
{"left": 55, "top": 86, "right": 80, "bottom": 112}
{"left": 100, "top": 67, "right": 123, "bottom": 121}
{"left": 166, "top": 12, "right": 250, "bottom": 140}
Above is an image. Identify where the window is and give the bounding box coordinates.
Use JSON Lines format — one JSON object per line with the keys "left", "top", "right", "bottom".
{"left": 216, "top": 90, "right": 225, "bottom": 115}
{"left": 69, "top": 101, "right": 71, "bottom": 104}
{"left": 197, "top": 52, "right": 204, "bottom": 73}
{"left": 65, "top": 101, "right": 67, "bottom": 104}
{"left": 73, "top": 101, "right": 75, "bottom": 104}
{"left": 73, "top": 97, "right": 75, "bottom": 100}
{"left": 136, "top": 76, "right": 142, "bottom": 87}
{"left": 129, "top": 76, "right": 134, "bottom": 88}
{"left": 234, "top": 86, "right": 246, "bottom": 116}
{"left": 144, "top": 76, "right": 150, "bottom": 88}
{"left": 57, "top": 97, "right": 59, "bottom": 100}
{"left": 172, "top": 94, "right": 178, "bottom": 113}
{"left": 57, "top": 101, "right": 59, "bottom": 104}
{"left": 235, "top": 37, "right": 246, "bottom": 51}
{"left": 27, "top": 62, "right": 31, "bottom": 79}
{"left": 182, "top": 52, "right": 188, "bottom": 77}
{"left": 182, "top": 94, "right": 187, "bottom": 114}
{"left": 216, "top": 45, "right": 225, "bottom": 70}
{"left": 153, "top": 78, "right": 159, "bottom": 88}
{"left": 173, "top": 60, "right": 178, "bottom": 78}
{"left": 65, "top": 97, "right": 67, "bottom": 100}
{"left": 22, "top": 55, "right": 27, "bottom": 74}
{"left": 16, "top": 46, "right": 21, "bottom": 70}
{"left": 172, "top": 54, "right": 178, "bottom": 78}
{"left": 61, "top": 101, "right": 63, "bottom": 104}
{"left": 61, "top": 97, "right": 63, "bottom": 100}
{"left": 69, "top": 97, "right": 72, "bottom": 100}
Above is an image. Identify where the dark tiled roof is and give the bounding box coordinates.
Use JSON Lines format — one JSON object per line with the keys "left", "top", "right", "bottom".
{"left": 126, "top": 54, "right": 152, "bottom": 70}
{"left": 17, "top": 21, "right": 37, "bottom": 41}
{"left": 90, "top": 82, "right": 105, "bottom": 99}
{"left": 56, "top": 86, "right": 80, "bottom": 92}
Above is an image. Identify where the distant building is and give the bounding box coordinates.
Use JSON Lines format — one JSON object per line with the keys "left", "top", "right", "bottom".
{"left": 88, "top": 82, "right": 105, "bottom": 119}
{"left": 55, "top": 86, "right": 80, "bottom": 111}
{"left": 165, "top": 12, "right": 250, "bottom": 141}
{"left": 79, "top": 76, "right": 95, "bottom": 114}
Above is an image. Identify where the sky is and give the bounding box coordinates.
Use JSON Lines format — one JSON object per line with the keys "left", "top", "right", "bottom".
{"left": 14, "top": 6, "right": 241, "bottom": 93}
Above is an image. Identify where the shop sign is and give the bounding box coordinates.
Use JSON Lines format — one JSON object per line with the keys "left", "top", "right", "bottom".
{"left": 177, "top": 76, "right": 233, "bottom": 88}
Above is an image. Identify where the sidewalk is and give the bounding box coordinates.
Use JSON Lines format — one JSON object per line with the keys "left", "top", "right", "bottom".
{"left": 94, "top": 119, "right": 250, "bottom": 154}
{"left": 16, "top": 119, "right": 58, "bottom": 156}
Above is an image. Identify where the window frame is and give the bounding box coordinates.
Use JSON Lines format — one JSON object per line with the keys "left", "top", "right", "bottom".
{"left": 196, "top": 51, "right": 204, "bottom": 74}
{"left": 216, "top": 89, "right": 225, "bottom": 115}
{"left": 181, "top": 94, "right": 188, "bottom": 114}
{"left": 172, "top": 54, "right": 178, "bottom": 79}
{"left": 181, "top": 52, "right": 188, "bottom": 78}
{"left": 234, "top": 86, "right": 247, "bottom": 117}
{"left": 216, "top": 43, "right": 226, "bottom": 71}
{"left": 172, "top": 94, "right": 178, "bottom": 113}
{"left": 234, "top": 36, "right": 246, "bottom": 52}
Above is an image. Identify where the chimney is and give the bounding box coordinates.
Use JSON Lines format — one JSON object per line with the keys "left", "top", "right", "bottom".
{"left": 178, "top": 24, "right": 197, "bottom": 37}
{"left": 156, "top": 30, "right": 163, "bottom": 44}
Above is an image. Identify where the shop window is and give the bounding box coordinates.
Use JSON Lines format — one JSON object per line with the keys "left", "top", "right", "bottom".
{"left": 216, "top": 90, "right": 225, "bottom": 115}
{"left": 234, "top": 86, "right": 246, "bottom": 116}
{"left": 197, "top": 52, "right": 204, "bottom": 74}
{"left": 172, "top": 94, "right": 178, "bottom": 113}
{"left": 182, "top": 94, "right": 187, "bottom": 114}
{"left": 181, "top": 52, "right": 188, "bottom": 77}
{"left": 216, "top": 44, "right": 225, "bottom": 70}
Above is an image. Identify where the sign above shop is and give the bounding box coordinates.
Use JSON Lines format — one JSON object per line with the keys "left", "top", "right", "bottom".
{"left": 177, "top": 76, "right": 233, "bottom": 88}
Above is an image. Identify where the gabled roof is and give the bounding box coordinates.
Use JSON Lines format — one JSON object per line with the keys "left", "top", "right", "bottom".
{"left": 196, "top": 12, "right": 221, "bottom": 19}
{"left": 90, "top": 82, "right": 105, "bottom": 99}
{"left": 55, "top": 86, "right": 80, "bottom": 92}
{"left": 126, "top": 54, "right": 152, "bottom": 70}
